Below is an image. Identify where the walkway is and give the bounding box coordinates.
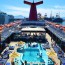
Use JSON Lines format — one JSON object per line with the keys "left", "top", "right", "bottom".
{"left": 46, "top": 25, "right": 65, "bottom": 42}
{"left": 46, "top": 33, "right": 60, "bottom": 65}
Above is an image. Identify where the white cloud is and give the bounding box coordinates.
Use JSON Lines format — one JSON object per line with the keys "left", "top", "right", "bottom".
{"left": 7, "top": 11, "right": 29, "bottom": 17}
{"left": 5, "top": 5, "right": 65, "bottom": 17}
{"left": 4, "top": 5, "right": 30, "bottom": 17}
{"left": 5, "top": 5, "right": 30, "bottom": 12}
{"left": 54, "top": 5, "right": 65, "bottom": 9}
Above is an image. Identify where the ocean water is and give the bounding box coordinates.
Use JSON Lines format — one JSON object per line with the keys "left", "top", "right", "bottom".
{"left": 56, "top": 21, "right": 65, "bottom": 26}
{"left": 61, "top": 21, "right": 65, "bottom": 26}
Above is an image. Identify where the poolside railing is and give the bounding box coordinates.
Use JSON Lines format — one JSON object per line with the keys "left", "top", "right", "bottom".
{"left": 24, "top": 62, "right": 54, "bottom": 65}
{"left": 24, "top": 62, "right": 45, "bottom": 65}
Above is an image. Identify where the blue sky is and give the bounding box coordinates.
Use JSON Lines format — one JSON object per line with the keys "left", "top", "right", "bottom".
{"left": 0, "top": 0, "right": 65, "bottom": 17}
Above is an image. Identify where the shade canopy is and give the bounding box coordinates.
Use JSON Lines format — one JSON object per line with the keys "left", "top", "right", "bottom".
{"left": 47, "top": 51, "right": 57, "bottom": 57}
{"left": 9, "top": 52, "right": 20, "bottom": 58}
{"left": 18, "top": 41, "right": 25, "bottom": 45}
{"left": 21, "top": 27, "right": 45, "bottom": 32}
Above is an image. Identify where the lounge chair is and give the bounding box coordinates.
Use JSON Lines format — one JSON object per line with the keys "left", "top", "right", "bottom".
{"left": 63, "top": 63, "right": 65, "bottom": 65}
{"left": 0, "top": 58, "right": 2, "bottom": 61}
{"left": 0, "top": 59, "right": 7, "bottom": 65}
{"left": 9, "top": 46, "right": 14, "bottom": 50}
{"left": 6, "top": 63, "right": 10, "bottom": 65}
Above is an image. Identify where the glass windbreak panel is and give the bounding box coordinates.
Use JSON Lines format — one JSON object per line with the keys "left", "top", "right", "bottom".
{"left": 27, "top": 64, "right": 30, "bottom": 65}
{"left": 33, "top": 64, "right": 38, "bottom": 65}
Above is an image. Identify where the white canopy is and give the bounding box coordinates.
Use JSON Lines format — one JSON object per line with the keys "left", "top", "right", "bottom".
{"left": 21, "top": 27, "right": 45, "bottom": 32}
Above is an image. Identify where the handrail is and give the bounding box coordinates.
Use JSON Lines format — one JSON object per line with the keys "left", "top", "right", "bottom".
{"left": 24, "top": 62, "right": 54, "bottom": 65}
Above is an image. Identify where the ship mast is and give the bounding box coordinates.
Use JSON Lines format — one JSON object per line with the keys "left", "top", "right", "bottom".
{"left": 50, "top": 11, "right": 52, "bottom": 18}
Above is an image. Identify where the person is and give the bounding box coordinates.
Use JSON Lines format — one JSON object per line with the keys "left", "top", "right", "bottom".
{"left": 25, "top": 60, "right": 27, "bottom": 65}
{"left": 40, "top": 53, "right": 42, "bottom": 58}
{"left": 11, "top": 62, "right": 15, "bottom": 65}
{"left": 37, "top": 53, "right": 40, "bottom": 58}
{"left": 20, "top": 60, "right": 24, "bottom": 65}
{"left": 22, "top": 62, "right": 24, "bottom": 65}
{"left": 28, "top": 43, "right": 30, "bottom": 47}
{"left": 37, "top": 53, "right": 38, "bottom": 56}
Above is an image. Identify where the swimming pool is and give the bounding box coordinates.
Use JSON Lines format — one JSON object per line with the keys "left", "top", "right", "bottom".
{"left": 14, "top": 43, "right": 54, "bottom": 65}
{"left": 22, "top": 48, "right": 44, "bottom": 63}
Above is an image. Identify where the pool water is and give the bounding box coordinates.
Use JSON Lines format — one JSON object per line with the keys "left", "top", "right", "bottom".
{"left": 22, "top": 49, "right": 44, "bottom": 63}
{"left": 14, "top": 43, "right": 54, "bottom": 65}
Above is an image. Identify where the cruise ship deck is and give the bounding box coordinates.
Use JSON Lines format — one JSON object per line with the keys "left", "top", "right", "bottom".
{"left": 0, "top": 20, "right": 65, "bottom": 65}
{"left": 0, "top": 0, "right": 65, "bottom": 65}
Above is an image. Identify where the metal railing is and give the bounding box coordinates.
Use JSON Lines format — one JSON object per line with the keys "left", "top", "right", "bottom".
{"left": 24, "top": 62, "right": 45, "bottom": 65}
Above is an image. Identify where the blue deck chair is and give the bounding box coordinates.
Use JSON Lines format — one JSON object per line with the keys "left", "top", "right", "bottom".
{"left": 6, "top": 63, "right": 10, "bottom": 65}
{"left": 63, "top": 63, "right": 65, "bottom": 65}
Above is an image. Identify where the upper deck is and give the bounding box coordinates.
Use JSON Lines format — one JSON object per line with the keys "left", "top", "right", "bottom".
{"left": 46, "top": 25, "right": 65, "bottom": 42}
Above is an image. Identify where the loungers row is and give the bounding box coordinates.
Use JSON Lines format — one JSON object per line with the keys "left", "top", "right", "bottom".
{"left": 1, "top": 49, "right": 12, "bottom": 59}
{"left": 9, "top": 46, "right": 15, "bottom": 50}
{"left": 42, "top": 43, "right": 50, "bottom": 49}
{"left": 0, "top": 46, "right": 14, "bottom": 65}
{"left": 52, "top": 44, "right": 65, "bottom": 64}
{"left": 0, "top": 58, "right": 7, "bottom": 65}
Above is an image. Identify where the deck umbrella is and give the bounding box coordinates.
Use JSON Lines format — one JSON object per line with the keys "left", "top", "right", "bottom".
{"left": 18, "top": 41, "right": 25, "bottom": 45}
{"left": 46, "top": 51, "right": 57, "bottom": 63}
{"left": 47, "top": 51, "right": 57, "bottom": 58}
{"left": 9, "top": 52, "right": 20, "bottom": 62}
{"left": 9, "top": 52, "right": 20, "bottom": 58}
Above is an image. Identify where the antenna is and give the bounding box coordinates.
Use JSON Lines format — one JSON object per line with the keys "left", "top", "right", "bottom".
{"left": 33, "top": 0, "right": 34, "bottom": 3}
{"left": 50, "top": 11, "right": 52, "bottom": 18}
{"left": 59, "top": 12, "right": 60, "bottom": 17}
